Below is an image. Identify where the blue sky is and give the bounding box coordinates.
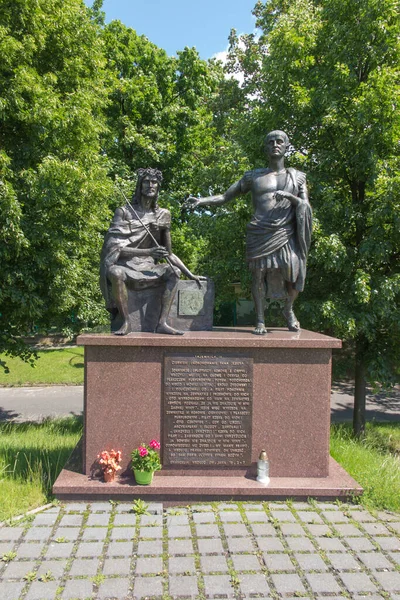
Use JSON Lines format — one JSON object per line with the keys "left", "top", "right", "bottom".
{"left": 86, "top": 0, "right": 257, "bottom": 59}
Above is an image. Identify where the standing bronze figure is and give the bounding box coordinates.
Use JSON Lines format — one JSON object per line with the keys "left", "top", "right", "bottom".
{"left": 185, "top": 131, "right": 312, "bottom": 334}
{"left": 100, "top": 168, "right": 205, "bottom": 335}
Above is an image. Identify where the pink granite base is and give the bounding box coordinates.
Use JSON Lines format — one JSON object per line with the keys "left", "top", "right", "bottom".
{"left": 78, "top": 328, "right": 341, "bottom": 479}
{"left": 53, "top": 328, "right": 363, "bottom": 502}
{"left": 53, "top": 456, "right": 362, "bottom": 502}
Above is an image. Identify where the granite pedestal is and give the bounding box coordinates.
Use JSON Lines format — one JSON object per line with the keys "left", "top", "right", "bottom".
{"left": 53, "top": 328, "right": 362, "bottom": 501}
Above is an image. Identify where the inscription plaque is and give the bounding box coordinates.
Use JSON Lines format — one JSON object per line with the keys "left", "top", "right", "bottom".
{"left": 178, "top": 290, "right": 206, "bottom": 316}
{"left": 163, "top": 354, "right": 253, "bottom": 466}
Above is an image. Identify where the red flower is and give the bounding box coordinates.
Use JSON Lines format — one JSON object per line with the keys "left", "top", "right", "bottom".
{"left": 149, "top": 439, "right": 160, "bottom": 450}
{"left": 138, "top": 446, "right": 148, "bottom": 457}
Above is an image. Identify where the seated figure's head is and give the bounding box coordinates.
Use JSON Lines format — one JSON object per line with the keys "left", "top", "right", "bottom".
{"left": 264, "top": 130, "right": 289, "bottom": 159}
{"left": 134, "top": 167, "right": 163, "bottom": 210}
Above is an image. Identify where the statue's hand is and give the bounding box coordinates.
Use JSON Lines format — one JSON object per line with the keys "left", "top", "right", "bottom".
{"left": 183, "top": 195, "right": 202, "bottom": 211}
{"left": 192, "top": 275, "right": 207, "bottom": 289}
{"left": 275, "top": 190, "right": 300, "bottom": 206}
{"left": 149, "top": 246, "right": 169, "bottom": 260}
{"left": 274, "top": 190, "right": 289, "bottom": 202}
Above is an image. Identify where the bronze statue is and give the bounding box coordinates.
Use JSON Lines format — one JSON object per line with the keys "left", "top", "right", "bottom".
{"left": 185, "top": 131, "right": 312, "bottom": 335}
{"left": 100, "top": 168, "right": 205, "bottom": 335}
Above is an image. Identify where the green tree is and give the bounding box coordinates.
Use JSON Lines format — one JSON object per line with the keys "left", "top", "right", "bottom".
{"left": 228, "top": 0, "right": 400, "bottom": 433}
{"left": 0, "top": 0, "right": 113, "bottom": 367}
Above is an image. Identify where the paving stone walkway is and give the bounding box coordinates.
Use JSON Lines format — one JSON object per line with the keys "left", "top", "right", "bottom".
{"left": 1, "top": 500, "right": 400, "bottom": 599}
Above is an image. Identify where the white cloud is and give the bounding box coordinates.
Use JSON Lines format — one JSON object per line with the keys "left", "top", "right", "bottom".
{"left": 212, "top": 38, "right": 246, "bottom": 86}
{"left": 213, "top": 49, "right": 229, "bottom": 64}
{"left": 212, "top": 30, "right": 260, "bottom": 88}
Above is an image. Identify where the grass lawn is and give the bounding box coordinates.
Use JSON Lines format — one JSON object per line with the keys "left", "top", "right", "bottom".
{"left": 0, "top": 348, "right": 84, "bottom": 386}
{"left": 331, "top": 422, "right": 400, "bottom": 512}
{"left": 0, "top": 417, "right": 82, "bottom": 522}
{"left": 0, "top": 417, "right": 399, "bottom": 522}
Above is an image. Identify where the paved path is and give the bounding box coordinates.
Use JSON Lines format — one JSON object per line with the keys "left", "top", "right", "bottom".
{"left": 0, "top": 387, "right": 83, "bottom": 422}
{"left": 1, "top": 384, "right": 399, "bottom": 422}
{"left": 331, "top": 382, "right": 400, "bottom": 423}
{"left": 1, "top": 500, "right": 400, "bottom": 599}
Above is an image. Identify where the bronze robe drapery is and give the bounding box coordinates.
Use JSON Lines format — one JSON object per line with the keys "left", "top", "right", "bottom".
{"left": 246, "top": 168, "right": 312, "bottom": 295}
{"left": 100, "top": 205, "right": 178, "bottom": 312}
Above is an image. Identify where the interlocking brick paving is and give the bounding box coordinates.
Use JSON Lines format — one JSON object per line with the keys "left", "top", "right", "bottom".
{"left": 0, "top": 500, "right": 399, "bottom": 599}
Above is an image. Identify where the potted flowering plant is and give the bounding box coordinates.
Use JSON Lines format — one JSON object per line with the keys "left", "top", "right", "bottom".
{"left": 131, "top": 440, "right": 162, "bottom": 485}
{"left": 97, "top": 449, "right": 122, "bottom": 483}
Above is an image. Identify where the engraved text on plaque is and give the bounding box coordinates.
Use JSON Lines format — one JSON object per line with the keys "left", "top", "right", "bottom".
{"left": 163, "top": 355, "right": 253, "bottom": 466}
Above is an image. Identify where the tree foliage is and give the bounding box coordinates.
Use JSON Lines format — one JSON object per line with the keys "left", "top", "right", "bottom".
{"left": 0, "top": 0, "right": 113, "bottom": 364}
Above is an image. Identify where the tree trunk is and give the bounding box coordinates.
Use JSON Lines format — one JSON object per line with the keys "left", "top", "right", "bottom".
{"left": 351, "top": 176, "right": 367, "bottom": 438}
{"left": 353, "top": 339, "right": 367, "bottom": 437}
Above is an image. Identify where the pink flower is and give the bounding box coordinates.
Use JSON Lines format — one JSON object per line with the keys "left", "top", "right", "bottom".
{"left": 97, "top": 448, "right": 122, "bottom": 473}
{"left": 138, "top": 446, "right": 148, "bottom": 457}
{"left": 149, "top": 439, "right": 160, "bottom": 450}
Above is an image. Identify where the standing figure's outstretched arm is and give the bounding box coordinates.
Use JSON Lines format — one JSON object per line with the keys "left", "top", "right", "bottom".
{"left": 183, "top": 179, "right": 243, "bottom": 210}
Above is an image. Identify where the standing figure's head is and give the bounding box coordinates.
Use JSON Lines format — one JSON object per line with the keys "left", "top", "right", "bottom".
{"left": 264, "top": 130, "right": 290, "bottom": 160}
{"left": 133, "top": 167, "right": 163, "bottom": 210}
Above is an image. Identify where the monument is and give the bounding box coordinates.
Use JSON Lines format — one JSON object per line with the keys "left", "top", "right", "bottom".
{"left": 185, "top": 130, "right": 312, "bottom": 335}
{"left": 53, "top": 143, "right": 361, "bottom": 502}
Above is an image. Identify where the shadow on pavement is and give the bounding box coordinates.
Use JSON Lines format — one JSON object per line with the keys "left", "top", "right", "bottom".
{"left": 331, "top": 382, "right": 400, "bottom": 423}
{"left": 0, "top": 406, "right": 21, "bottom": 421}
{"left": 0, "top": 407, "right": 83, "bottom": 423}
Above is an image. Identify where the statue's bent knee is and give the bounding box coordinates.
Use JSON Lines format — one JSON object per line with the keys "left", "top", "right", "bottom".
{"left": 108, "top": 265, "right": 126, "bottom": 281}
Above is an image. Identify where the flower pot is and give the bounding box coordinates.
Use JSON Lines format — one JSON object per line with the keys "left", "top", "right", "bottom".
{"left": 103, "top": 470, "right": 116, "bottom": 483}
{"left": 134, "top": 469, "right": 154, "bottom": 485}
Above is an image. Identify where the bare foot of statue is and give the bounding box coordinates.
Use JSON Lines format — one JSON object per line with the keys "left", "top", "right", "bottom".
{"left": 283, "top": 309, "right": 300, "bottom": 332}
{"left": 253, "top": 322, "right": 267, "bottom": 335}
{"left": 156, "top": 323, "right": 184, "bottom": 335}
{"left": 114, "top": 320, "right": 132, "bottom": 335}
